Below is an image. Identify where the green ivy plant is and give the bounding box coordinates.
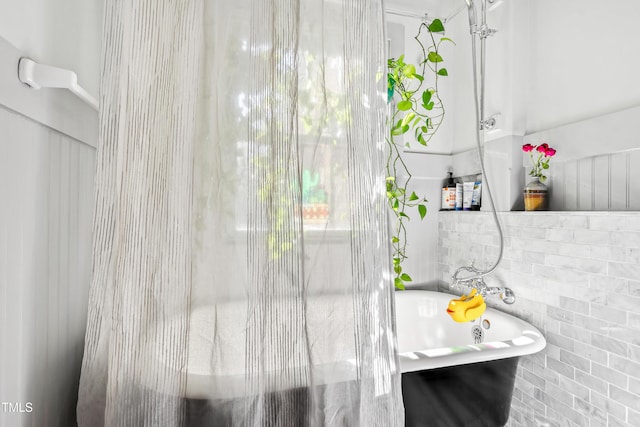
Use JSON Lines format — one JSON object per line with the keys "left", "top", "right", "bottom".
{"left": 387, "top": 18, "right": 453, "bottom": 290}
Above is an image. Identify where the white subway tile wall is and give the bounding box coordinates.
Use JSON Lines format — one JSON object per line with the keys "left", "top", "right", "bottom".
{"left": 438, "top": 212, "right": 640, "bottom": 427}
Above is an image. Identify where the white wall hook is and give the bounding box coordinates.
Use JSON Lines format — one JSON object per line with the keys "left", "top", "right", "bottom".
{"left": 17, "top": 57, "right": 98, "bottom": 111}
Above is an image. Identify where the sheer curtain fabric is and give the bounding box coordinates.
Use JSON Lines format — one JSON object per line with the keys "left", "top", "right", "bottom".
{"left": 77, "top": 0, "right": 404, "bottom": 425}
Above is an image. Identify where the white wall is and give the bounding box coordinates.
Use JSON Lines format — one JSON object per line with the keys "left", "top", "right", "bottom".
{"left": 0, "top": 1, "right": 101, "bottom": 423}
{"left": 450, "top": 0, "right": 640, "bottom": 152}
{"left": 0, "top": 0, "right": 103, "bottom": 95}
{"left": 525, "top": 0, "right": 640, "bottom": 134}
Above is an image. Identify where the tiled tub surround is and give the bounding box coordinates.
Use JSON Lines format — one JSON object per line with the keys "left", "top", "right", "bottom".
{"left": 438, "top": 212, "right": 640, "bottom": 427}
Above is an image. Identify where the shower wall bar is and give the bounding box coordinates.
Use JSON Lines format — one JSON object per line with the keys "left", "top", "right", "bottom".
{"left": 385, "top": 8, "right": 429, "bottom": 21}
{"left": 385, "top": 5, "right": 465, "bottom": 23}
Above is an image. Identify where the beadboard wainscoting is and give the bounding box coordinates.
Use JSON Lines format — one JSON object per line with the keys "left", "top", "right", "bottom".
{"left": 550, "top": 149, "right": 640, "bottom": 211}
{"left": 0, "top": 105, "right": 96, "bottom": 427}
{"left": 0, "top": 35, "right": 97, "bottom": 427}
{"left": 438, "top": 212, "right": 640, "bottom": 427}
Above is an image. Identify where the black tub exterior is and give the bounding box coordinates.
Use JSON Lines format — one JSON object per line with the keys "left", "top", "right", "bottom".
{"left": 402, "top": 357, "right": 519, "bottom": 427}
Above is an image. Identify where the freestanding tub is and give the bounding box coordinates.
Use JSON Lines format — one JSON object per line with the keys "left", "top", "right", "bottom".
{"left": 395, "top": 290, "right": 546, "bottom": 427}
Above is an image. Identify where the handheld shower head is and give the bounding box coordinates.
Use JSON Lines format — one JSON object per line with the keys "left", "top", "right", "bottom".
{"left": 465, "top": 0, "right": 477, "bottom": 28}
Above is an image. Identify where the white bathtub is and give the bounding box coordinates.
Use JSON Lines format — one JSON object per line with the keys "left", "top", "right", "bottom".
{"left": 147, "top": 289, "right": 545, "bottom": 404}
{"left": 395, "top": 290, "right": 546, "bottom": 373}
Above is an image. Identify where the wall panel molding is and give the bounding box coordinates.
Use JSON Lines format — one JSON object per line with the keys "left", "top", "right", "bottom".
{"left": 0, "top": 36, "right": 98, "bottom": 148}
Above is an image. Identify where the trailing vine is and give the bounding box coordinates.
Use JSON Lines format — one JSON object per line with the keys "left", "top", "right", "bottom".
{"left": 387, "top": 18, "right": 453, "bottom": 289}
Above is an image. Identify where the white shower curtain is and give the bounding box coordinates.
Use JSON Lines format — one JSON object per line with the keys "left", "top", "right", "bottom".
{"left": 77, "top": 0, "right": 404, "bottom": 425}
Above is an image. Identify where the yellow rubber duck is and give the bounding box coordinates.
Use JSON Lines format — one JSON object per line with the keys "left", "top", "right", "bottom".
{"left": 446, "top": 288, "right": 486, "bottom": 322}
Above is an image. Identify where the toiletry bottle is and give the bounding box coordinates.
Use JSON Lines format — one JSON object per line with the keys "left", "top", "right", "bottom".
{"left": 462, "top": 182, "right": 474, "bottom": 211}
{"left": 455, "top": 183, "right": 463, "bottom": 211}
{"left": 472, "top": 175, "right": 482, "bottom": 210}
{"left": 441, "top": 172, "right": 456, "bottom": 210}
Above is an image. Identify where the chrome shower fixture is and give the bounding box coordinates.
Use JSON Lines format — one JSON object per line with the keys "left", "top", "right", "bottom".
{"left": 480, "top": 117, "right": 496, "bottom": 130}
{"left": 450, "top": 264, "right": 516, "bottom": 305}
{"left": 487, "top": 0, "right": 504, "bottom": 11}
{"left": 463, "top": 0, "right": 478, "bottom": 29}
{"left": 448, "top": 0, "right": 506, "bottom": 292}
{"left": 465, "top": 0, "right": 498, "bottom": 38}
{"left": 480, "top": 112, "right": 501, "bottom": 131}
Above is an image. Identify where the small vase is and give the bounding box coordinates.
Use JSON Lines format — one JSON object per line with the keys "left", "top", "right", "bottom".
{"left": 302, "top": 203, "right": 330, "bottom": 223}
{"left": 523, "top": 178, "right": 548, "bottom": 211}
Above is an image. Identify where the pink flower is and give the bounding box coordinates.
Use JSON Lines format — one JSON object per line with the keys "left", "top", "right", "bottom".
{"left": 536, "top": 143, "right": 549, "bottom": 154}
{"left": 525, "top": 142, "right": 557, "bottom": 182}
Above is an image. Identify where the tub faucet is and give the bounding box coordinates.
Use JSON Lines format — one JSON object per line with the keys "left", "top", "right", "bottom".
{"left": 450, "top": 265, "right": 516, "bottom": 305}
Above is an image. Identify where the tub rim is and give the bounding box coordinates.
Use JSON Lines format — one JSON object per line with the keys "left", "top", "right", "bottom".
{"left": 394, "top": 290, "right": 547, "bottom": 373}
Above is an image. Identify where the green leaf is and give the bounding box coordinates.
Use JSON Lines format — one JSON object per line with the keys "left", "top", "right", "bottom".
{"left": 393, "top": 257, "right": 401, "bottom": 265}
{"left": 414, "top": 74, "right": 424, "bottom": 82}
{"left": 403, "top": 64, "right": 416, "bottom": 77}
{"left": 425, "top": 102, "right": 434, "bottom": 111}
{"left": 439, "top": 37, "right": 455, "bottom": 44}
{"left": 409, "top": 192, "right": 419, "bottom": 201}
{"left": 392, "top": 236, "right": 399, "bottom": 243}
{"left": 397, "top": 100, "right": 412, "bottom": 111}
{"left": 421, "top": 90, "right": 432, "bottom": 107}
{"left": 399, "top": 211, "right": 409, "bottom": 218}
{"left": 401, "top": 112, "right": 416, "bottom": 128}
{"left": 394, "top": 277, "right": 405, "bottom": 290}
{"left": 418, "top": 204, "right": 427, "bottom": 219}
{"left": 437, "top": 68, "right": 449, "bottom": 76}
{"left": 428, "top": 52, "right": 443, "bottom": 63}
{"left": 392, "top": 199, "right": 399, "bottom": 211}
{"left": 428, "top": 19, "right": 445, "bottom": 33}
{"left": 417, "top": 133, "right": 426, "bottom": 146}
{"left": 400, "top": 124, "right": 410, "bottom": 134}
{"left": 394, "top": 264, "right": 402, "bottom": 274}
{"left": 400, "top": 273, "right": 413, "bottom": 282}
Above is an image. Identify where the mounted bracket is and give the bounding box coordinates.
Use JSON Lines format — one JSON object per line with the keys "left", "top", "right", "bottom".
{"left": 17, "top": 57, "right": 98, "bottom": 111}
